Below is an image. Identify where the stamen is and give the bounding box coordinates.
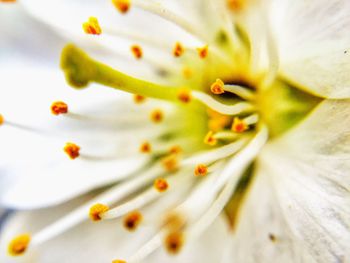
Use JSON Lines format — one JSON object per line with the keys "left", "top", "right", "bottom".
{"left": 0, "top": 0, "right": 16, "bottom": 2}
{"left": 204, "top": 131, "right": 217, "bottom": 146}
{"left": 112, "top": 260, "right": 127, "bottom": 263}
{"left": 130, "top": 45, "right": 143, "bottom": 59}
{"left": 191, "top": 91, "right": 254, "bottom": 115}
{"left": 8, "top": 234, "right": 31, "bottom": 256}
{"left": 139, "top": 141, "right": 152, "bottom": 153}
{"left": 150, "top": 109, "right": 164, "bottom": 123}
{"left": 177, "top": 89, "right": 191, "bottom": 103}
{"left": 213, "top": 131, "right": 239, "bottom": 140}
{"left": 227, "top": 0, "right": 245, "bottom": 12}
{"left": 194, "top": 164, "right": 208, "bottom": 177}
{"left": 210, "top": 79, "right": 225, "bottom": 95}
{"left": 61, "top": 44, "right": 184, "bottom": 102}
{"left": 112, "top": 0, "right": 130, "bottom": 14}
{"left": 0, "top": 114, "right": 4, "bottom": 126}
{"left": 231, "top": 117, "right": 248, "bottom": 133}
{"left": 133, "top": 94, "right": 146, "bottom": 104}
{"left": 173, "top": 42, "right": 185, "bottom": 57}
{"left": 161, "top": 154, "right": 179, "bottom": 172}
{"left": 169, "top": 145, "right": 182, "bottom": 154}
{"left": 51, "top": 101, "right": 68, "bottom": 115}
{"left": 164, "top": 231, "right": 184, "bottom": 254}
{"left": 154, "top": 178, "right": 169, "bottom": 192}
{"left": 82, "top": 17, "right": 102, "bottom": 35}
{"left": 89, "top": 203, "right": 110, "bottom": 221}
{"left": 63, "top": 142, "right": 80, "bottom": 159}
{"left": 123, "top": 211, "right": 143, "bottom": 231}
{"left": 223, "top": 84, "right": 255, "bottom": 100}
{"left": 196, "top": 45, "right": 209, "bottom": 59}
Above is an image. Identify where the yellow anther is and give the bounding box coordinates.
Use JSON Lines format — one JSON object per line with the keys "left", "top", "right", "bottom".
{"left": 161, "top": 153, "right": 179, "bottom": 172}
{"left": 182, "top": 67, "right": 192, "bottom": 79}
{"left": 139, "top": 141, "right": 151, "bottom": 153}
{"left": 150, "top": 109, "right": 164, "bottom": 123}
{"left": 133, "top": 94, "right": 146, "bottom": 104}
{"left": 8, "top": 234, "right": 31, "bottom": 256}
{"left": 82, "top": 17, "right": 102, "bottom": 35}
{"left": 204, "top": 131, "right": 217, "bottom": 146}
{"left": 197, "top": 45, "right": 208, "bottom": 59}
{"left": 194, "top": 164, "right": 208, "bottom": 177}
{"left": 173, "top": 42, "right": 185, "bottom": 57}
{"left": 169, "top": 145, "right": 182, "bottom": 154}
{"left": 177, "top": 89, "right": 191, "bottom": 103}
{"left": 154, "top": 178, "right": 169, "bottom": 192}
{"left": 112, "top": 260, "right": 127, "bottom": 263}
{"left": 112, "top": 0, "right": 130, "bottom": 14}
{"left": 123, "top": 211, "right": 143, "bottom": 231}
{"left": 227, "top": 0, "right": 245, "bottom": 11}
{"left": 51, "top": 101, "right": 68, "bottom": 115}
{"left": 0, "top": 114, "right": 4, "bottom": 126}
{"left": 207, "top": 108, "right": 231, "bottom": 132}
{"left": 89, "top": 203, "right": 109, "bottom": 221}
{"left": 130, "top": 45, "right": 143, "bottom": 59}
{"left": 63, "top": 142, "right": 81, "bottom": 159}
{"left": 164, "top": 231, "right": 184, "bottom": 254}
{"left": 231, "top": 117, "right": 248, "bottom": 133}
{"left": 0, "top": 0, "right": 16, "bottom": 2}
{"left": 210, "top": 79, "right": 225, "bottom": 95}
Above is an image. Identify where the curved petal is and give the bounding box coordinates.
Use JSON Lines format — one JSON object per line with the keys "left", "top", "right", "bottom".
{"left": 258, "top": 99, "right": 350, "bottom": 262}
{"left": 271, "top": 0, "right": 350, "bottom": 98}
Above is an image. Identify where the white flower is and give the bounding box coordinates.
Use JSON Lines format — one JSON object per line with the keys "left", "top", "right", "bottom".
{"left": 0, "top": 0, "right": 349, "bottom": 263}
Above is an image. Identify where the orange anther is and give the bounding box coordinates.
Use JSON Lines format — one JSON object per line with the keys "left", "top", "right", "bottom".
{"left": 131, "top": 45, "right": 143, "bottom": 59}
{"left": 154, "top": 178, "right": 169, "bottom": 192}
{"left": 194, "top": 164, "right": 208, "bottom": 176}
{"left": 123, "top": 211, "right": 143, "bottom": 231}
{"left": 231, "top": 117, "right": 248, "bottom": 133}
{"left": 89, "top": 203, "right": 109, "bottom": 221}
{"left": 63, "top": 142, "right": 81, "bottom": 159}
{"left": 173, "top": 42, "right": 185, "bottom": 57}
{"left": 112, "top": 0, "right": 130, "bottom": 13}
{"left": 82, "top": 17, "right": 102, "bottom": 35}
{"left": 8, "top": 234, "right": 31, "bottom": 256}
{"left": 150, "top": 109, "right": 164, "bottom": 123}
{"left": 133, "top": 94, "right": 146, "bottom": 104}
{"left": 139, "top": 141, "right": 152, "bottom": 153}
{"left": 210, "top": 79, "right": 225, "bottom": 95}
{"left": 204, "top": 131, "right": 217, "bottom": 146}
{"left": 177, "top": 89, "right": 191, "bottom": 103}
{"left": 51, "top": 101, "right": 68, "bottom": 115}
{"left": 197, "top": 45, "right": 208, "bottom": 59}
{"left": 164, "top": 231, "right": 184, "bottom": 254}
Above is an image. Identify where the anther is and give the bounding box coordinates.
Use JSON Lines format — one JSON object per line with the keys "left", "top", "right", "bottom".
{"left": 164, "top": 231, "right": 184, "bottom": 254}
{"left": 150, "top": 109, "right": 164, "bottom": 123}
{"left": 0, "top": 114, "right": 4, "bottom": 126}
{"left": 231, "top": 117, "right": 248, "bottom": 133}
{"left": 177, "top": 89, "right": 191, "bottom": 103}
{"left": 89, "top": 203, "right": 109, "bottom": 221}
{"left": 194, "top": 164, "right": 208, "bottom": 176}
{"left": 161, "top": 154, "right": 178, "bottom": 172}
{"left": 204, "top": 131, "right": 217, "bottom": 146}
{"left": 182, "top": 67, "right": 192, "bottom": 79}
{"left": 139, "top": 141, "right": 152, "bottom": 153}
{"left": 130, "top": 45, "right": 143, "bottom": 59}
{"left": 112, "top": 260, "right": 127, "bottom": 263}
{"left": 63, "top": 142, "right": 81, "bottom": 159}
{"left": 8, "top": 234, "right": 31, "bottom": 256}
{"left": 112, "top": 0, "right": 130, "bottom": 14}
{"left": 227, "top": 0, "right": 244, "bottom": 11}
{"left": 169, "top": 145, "right": 182, "bottom": 154}
{"left": 123, "top": 211, "right": 143, "bottom": 231}
{"left": 82, "top": 17, "right": 102, "bottom": 35}
{"left": 154, "top": 178, "right": 169, "bottom": 192}
{"left": 133, "top": 94, "right": 146, "bottom": 104}
{"left": 173, "top": 42, "right": 185, "bottom": 57}
{"left": 210, "top": 79, "right": 225, "bottom": 95}
{"left": 51, "top": 101, "right": 68, "bottom": 115}
{"left": 197, "top": 45, "right": 208, "bottom": 59}
{"left": 0, "top": 0, "right": 16, "bottom": 3}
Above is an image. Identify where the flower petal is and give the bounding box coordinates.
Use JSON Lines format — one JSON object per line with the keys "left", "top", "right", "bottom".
{"left": 258, "top": 99, "right": 350, "bottom": 262}
{"left": 271, "top": 0, "right": 350, "bottom": 98}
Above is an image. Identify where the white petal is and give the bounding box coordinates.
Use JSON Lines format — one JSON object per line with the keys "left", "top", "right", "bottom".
{"left": 225, "top": 163, "right": 315, "bottom": 263}
{"left": 271, "top": 0, "right": 350, "bottom": 98}
{"left": 258, "top": 99, "right": 350, "bottom": 262}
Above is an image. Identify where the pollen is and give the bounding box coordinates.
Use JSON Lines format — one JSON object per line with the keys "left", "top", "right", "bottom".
{"left": 210, "top": 79, "right": 225, "bottom": 95}
{"left": 154, "top": 178, "right": 169, "bottom": 192}
{"left": 130, "top": 45, "right": 143, "bottom": 59}
{"left": 150, "top": 109, "right": 164, "bottom": 123}
{"left": 197, "top": 45, "right": 209, "bottom": 59}
{"left": 8, "top": 234, "right": 31, "bottom": 256}
{"left": 231, "top": 117, "right": 248, "bottom": 133}
{"left": 164, "top": 231, "right": 184, "bottom": 254}
{"left": 194, "top": 164, "right": 208, "bottom": 177}
{"left": 139, "top": 141, "right": 152, "bottom": 153}
{"left": 0, "top": 114, "right": 4, "bottom": 126}
{"left": 63, "top": 142, "right": 81, "bottom": 159}
{"left": 82, "top": 17, "right": 102, "bottom": 35}
{"left": 204, "top": 131, "right": 217, "bottom": 146}
{"left": 51, "top": 101, "right": 68, "bottom": 115}
{"left": 133, "top": 94, "right": 146, "bottom": 104}
{"left": 177, "top": 89, "right": 191, "bottom": 103}
{"left": 161, "top": 154, "right": 179, "bottom": 172}
{"left": 123, "top": 211, "right": 143, "bottom": 231}
{"left": 89, "top": 203, "right": 109, "bottom": 221}
{"left": 173, "top": 42, "right": 185, "bottom": 57}
{"left": 112, "top": 0, "right": 130, "bottom": 14}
